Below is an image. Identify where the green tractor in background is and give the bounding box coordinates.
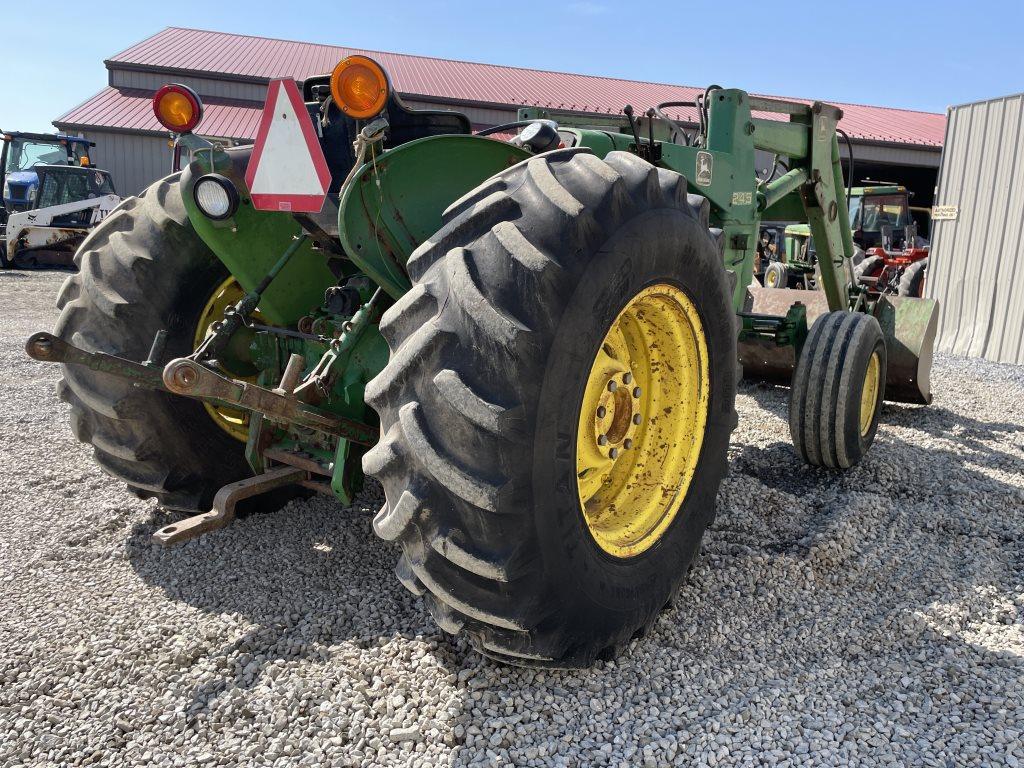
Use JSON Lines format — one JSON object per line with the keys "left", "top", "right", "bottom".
{"left": 27, "top": 57, "right": 938, "bottom": 667}
{"left": 763, "top": 184, "right": 930, "bottom": 295}
{"left": 763, "top": 223, "right": 816, "bottom": 290}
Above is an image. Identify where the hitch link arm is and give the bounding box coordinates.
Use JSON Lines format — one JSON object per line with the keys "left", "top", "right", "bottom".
{"left": 162, "top": 357, "right": 378, "bottom": 446}
{"left": 26, "top": 332, "right": 165, "bottom": 388}
{"left": 26, "top": 332, "right": 379, "bottom": 446}
{"left": 151, "top": 465, "right": 306, "bottom": 547}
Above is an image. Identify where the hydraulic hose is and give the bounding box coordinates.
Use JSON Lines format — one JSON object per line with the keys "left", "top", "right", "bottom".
{"left": 698, "top": 84, "right": 724, "bottom": 146}
{"left": 837, "top": 128, "right": 854, "bottom": 202}
{"left": 653, "top": 101, "right": 698, "bottom": 145}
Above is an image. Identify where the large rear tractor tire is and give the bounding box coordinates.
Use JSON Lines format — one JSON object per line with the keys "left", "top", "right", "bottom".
{"left": 363, "top": 149, "right": 738, "bottom": 667}
{"left": 788, "top": 311, "right": 886, "bottom": 469}
{"left": 898, "top": 258, "right": 928, "bottom": 297}
{"left": 54, "top": 176, "right": 251, "bottom": 510}
{"left": 854, "top": 254, "right": 884, "bottom": 286}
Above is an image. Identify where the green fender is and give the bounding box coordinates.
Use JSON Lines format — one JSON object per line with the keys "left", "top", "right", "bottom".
{"left": 181, "top": 147, "right": 337, "bottom": 326}
{"left": 338, "top": 134, "right": 531, "bottom": 298}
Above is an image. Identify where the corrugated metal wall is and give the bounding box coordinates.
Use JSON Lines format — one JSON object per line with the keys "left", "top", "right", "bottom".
{"left": 928, "top": 93, "right": 1024, "bottom": 365}
{"left": 81, "top": 130, "right": 174, "bottom": 197}
{"left": 110, "top": 69, "right": 268, "bottom": 102}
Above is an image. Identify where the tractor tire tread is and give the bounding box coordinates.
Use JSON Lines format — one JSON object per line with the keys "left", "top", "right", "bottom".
{"left": 364, "top": 148, "right": 736, "bottom": 666}
{"left": 897, "top": 258, "right": 928, "bottom": 297}
{"left": 53, "top": 174, "right": 250, "bottom": 510}
{"left": 789, "top": 311, "right": 886, "bottom": 469}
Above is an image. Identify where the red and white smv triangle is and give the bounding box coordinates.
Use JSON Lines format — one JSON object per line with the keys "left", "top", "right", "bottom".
{"left": 245, "top": 78, "right": 332, "bottom": 213}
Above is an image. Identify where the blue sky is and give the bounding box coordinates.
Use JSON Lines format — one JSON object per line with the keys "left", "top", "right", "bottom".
{"left": 2, "top": 0, "right": 1019, "bottom": 134}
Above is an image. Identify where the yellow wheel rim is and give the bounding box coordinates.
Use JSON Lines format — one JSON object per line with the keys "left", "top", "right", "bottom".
{"left": 766, "top": 270, "right": 777, "bottom": 287}
{"left": 575, "top": 284, "right": 710, "bottom": 558}
{"left": 193, "top": 276, "right": 254, "bottom": 443}
{"left": 859, "top": 351, "right": 881, "bottom": 437}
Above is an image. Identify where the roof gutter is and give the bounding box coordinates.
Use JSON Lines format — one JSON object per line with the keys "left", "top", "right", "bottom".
{"left": 52, "top": 120, "right": 253, "bottom": 143}
{"left": 107, "top": 61, "right": 598, "bottom": 116}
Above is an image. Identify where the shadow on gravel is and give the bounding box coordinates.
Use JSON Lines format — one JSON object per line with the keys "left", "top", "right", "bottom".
{"left": 125, "top": 488, "right": 460, "bottom": 718}
{"left": 123, "top": 377, "right": 1023, "bottom": 737}
{"left": 726, "top": 386, "right": 1024, "bottom": 649}
{"left": 886, "top": 402, "right": 1022, "bottom": 464}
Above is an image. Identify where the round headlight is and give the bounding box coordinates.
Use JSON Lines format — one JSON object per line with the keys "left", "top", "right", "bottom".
{"left": 193, "top": 174, "right": 238, "bottom": 220}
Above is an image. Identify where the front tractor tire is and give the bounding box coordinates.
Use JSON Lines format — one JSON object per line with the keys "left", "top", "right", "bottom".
{"left": 898, "top": 258, "right": 928, "bottom": 297}
{"left": 363, "top": 149, "right": 738, "bottom": 667}
{"left": 788, "top": 311, "right": 886, "bottom": 469}
{"left": 55, "top": 176, "right": 251, "bottom": 510}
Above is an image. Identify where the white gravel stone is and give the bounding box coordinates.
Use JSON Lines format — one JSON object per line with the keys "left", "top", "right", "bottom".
{"left": 1, "top": 269, "right": 1022, "bottom": 767}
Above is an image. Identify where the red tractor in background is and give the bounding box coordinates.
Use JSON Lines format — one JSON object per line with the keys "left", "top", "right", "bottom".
{"left": 850, "top": 184, "right": 929, "bottom": 298}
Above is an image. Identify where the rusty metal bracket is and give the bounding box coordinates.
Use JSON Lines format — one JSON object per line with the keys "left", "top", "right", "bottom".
{"left": 162, "top": 357, "right": 378, "bottom": 445}
{"left": 26, "top": 332, "right": 166, "bottom": 389}
{"left": 26, "top": 331, "right": 379, "bottom": 446}
{"left": 151, "top": 465, "right": 306, "bottom": 547}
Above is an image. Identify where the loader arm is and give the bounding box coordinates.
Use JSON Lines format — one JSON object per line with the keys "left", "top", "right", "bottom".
{"left": 518, "top": 90, "right": 934, "bottom": 403}
{"left": 522, "top": 93, "right": 853, "bottom": 313}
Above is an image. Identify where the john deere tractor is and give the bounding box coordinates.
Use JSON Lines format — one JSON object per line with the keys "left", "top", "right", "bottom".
{"left": 27, "top": 58, "right": 937, "bottom": 667}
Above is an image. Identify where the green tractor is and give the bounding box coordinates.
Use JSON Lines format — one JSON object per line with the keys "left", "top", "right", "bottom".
{"left": 763, "top": 185, "right": 924, "bottom": 291}
{"left": 27, "top": 57, "right": 938, "bottom": 667}
{"left": 763, "top": 223, "right": 816, "bottom": 290}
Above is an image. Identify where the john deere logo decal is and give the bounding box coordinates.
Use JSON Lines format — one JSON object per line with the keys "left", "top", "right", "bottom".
{"left": 696, "top": 151, "right": 713, "bottom": 187}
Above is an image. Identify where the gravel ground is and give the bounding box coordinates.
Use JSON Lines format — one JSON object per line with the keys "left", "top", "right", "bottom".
{"left": 1, "top": 268, "right": 1022, "bottom": 768}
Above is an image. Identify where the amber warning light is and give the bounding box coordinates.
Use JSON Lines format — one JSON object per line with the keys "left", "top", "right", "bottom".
{"left": 330, "top": 55, "right": 389, "bottom": 120}
{"left": 153, "top": 84, "right": 204, "bottom": 134}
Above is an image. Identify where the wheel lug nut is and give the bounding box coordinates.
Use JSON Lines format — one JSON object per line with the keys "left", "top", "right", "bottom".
{"left": 596, "top": 406, "right": 607, "bottom": 419}
{"left": 632, "top": 386, "right": 642, "bottom": 398}
{"left": 608, "top": 381, "right": 617, "bottom": 392}
{"left": 622, "top": 372, "right": 632, "bottom": 384}
{"left": 609, "top": 447, "right": 619, "bottom": 459}
{"left": 633, "top": 414, "right": 642, "bottom": 425}
{"left": 623, "top": 439, "right": 633, "bottom": 450}
{"left": 598, "top": 434, "right": 608, "bottom": 446}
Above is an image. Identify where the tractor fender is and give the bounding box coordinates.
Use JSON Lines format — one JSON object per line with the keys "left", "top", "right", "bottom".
{"left": 338, "top": 134, "right": 531, "bottom": 298}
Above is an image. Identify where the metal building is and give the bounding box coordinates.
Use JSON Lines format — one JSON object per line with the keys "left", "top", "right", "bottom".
{"left": 928, "top": 92, "right": 1024, "bottom": 365}
{"left": 54, "top": 27, "right": 947, "bottom": 200}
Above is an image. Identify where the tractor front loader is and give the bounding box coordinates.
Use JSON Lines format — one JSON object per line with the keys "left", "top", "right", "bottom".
{"left": 26, "top": 57, "right": 937, "bottom": 667}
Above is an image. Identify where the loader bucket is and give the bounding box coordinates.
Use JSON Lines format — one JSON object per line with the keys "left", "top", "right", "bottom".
{"left": 873, "top": 295, "right": 938, "bottom": 405}
{"left": 738, "top": 286, "right": 830, "bottom": 384}
{"left": 737, "top": 286, "right": 937, "bottom": 405}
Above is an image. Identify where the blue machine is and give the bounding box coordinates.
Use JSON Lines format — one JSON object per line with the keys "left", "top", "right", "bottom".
{"left": 1, "top": 131, "right": 118, "bottom": 268}
{"left": 1, "top": 132, "right": 93, "bottom": 211}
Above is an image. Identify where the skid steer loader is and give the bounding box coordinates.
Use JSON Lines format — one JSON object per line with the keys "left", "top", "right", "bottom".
{"left": 0, "top": 132, "right": 119, "bottom": 268}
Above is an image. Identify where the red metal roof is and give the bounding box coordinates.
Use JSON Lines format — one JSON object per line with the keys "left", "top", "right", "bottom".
{"left": 60, "top": 26, "right": 946, "bottom": 147}
{"left": 56, "top": 87, "right": 262, "bottom": 139}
